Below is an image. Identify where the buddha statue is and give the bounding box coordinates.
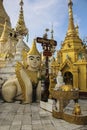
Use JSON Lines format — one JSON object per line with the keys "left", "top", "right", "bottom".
{"left": 2, "top": 39, "right": 41, "bottom": 103}
{"left": 54, "top": 71, "right": 65, "bottom": 90}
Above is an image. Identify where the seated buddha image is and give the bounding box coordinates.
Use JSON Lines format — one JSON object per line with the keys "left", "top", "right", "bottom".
{"left": 2, "top": 39, "right": 41, "bottom": 104}
{"left": 54, "top": 71, "right": 65, "bottom": 90}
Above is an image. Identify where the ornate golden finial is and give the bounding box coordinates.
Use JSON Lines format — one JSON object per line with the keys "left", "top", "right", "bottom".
{"left": 43, "top": 28, "right": 49, "bottom": 39}
{"left": 20, "top": 0, "right": 23, "bottom": 6}
{"left": 0, "top": 19, "right": 8, "bottom": 43}
{"left": 15, "top": 0, "right": 28, "bottom": 36}
{"left": 27, "top": 39, "right": 40, "bottom": 56}
{"left": 67, "top": 0, "right": 76, "bottom": 36}
{"left": 68, "top": 0, "right": 73, "bottom": 6}
{"left": 51, "top": 24, "right": 54, "bottom": 39}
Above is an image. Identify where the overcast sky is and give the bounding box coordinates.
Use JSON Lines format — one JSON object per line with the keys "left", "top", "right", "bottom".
{"left": 3, "top": 0, "right": 87, "bottom": 51}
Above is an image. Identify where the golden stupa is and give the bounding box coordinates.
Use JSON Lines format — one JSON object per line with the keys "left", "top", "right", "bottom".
{"left": 51, "top": 0, "right": 87, "bottom": 96}
{"left": 0, "top": 0, "right": 11, "bottom": 37}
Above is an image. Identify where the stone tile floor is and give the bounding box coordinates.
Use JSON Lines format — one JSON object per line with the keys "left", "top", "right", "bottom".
{"left": 0, "top": 99, "right": 87, "bottom": 130}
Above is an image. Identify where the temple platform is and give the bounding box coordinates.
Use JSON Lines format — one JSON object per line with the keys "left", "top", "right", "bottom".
{"left": 0, "top": 99, "right": 87, "bottom": 130}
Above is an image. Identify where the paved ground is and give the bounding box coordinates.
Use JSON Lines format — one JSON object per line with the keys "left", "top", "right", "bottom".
{"left": 0, "top": 100, "right": 87, "bottom": 130}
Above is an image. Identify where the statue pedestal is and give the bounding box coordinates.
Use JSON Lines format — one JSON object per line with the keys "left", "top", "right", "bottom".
{"left": 51, "top": 90, "right": 87, "bottom": 125}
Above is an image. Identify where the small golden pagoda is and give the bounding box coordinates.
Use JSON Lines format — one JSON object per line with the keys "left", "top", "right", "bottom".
{"left": 51, "top": 0, "right": 87, "bottom": 95}
{"left": 15, "top": 0, "right": 28, "bottom": 36}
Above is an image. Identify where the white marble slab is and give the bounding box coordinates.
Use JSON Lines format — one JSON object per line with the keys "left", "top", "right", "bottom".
{"left": 40, "top": 99, "right": 55, "bottom": 112}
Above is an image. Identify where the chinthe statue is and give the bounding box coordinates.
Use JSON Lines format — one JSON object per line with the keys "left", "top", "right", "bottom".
{"left": 2, "top": 39, "right": 41, "bottom": 104}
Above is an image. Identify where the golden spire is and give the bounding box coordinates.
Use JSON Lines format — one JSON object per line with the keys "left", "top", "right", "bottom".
{"left": 0, "top": 19, "right": 8, "bottom": 43}
{"left": 15, "top": 0, "right": 28, "bottom": 36}
{"left": 27, "top": 39, "right": 40, "bottom": 56}
{"left": 62, "top": 0, "right": 82, "bottom": 50}
{"left": 67, "top": 0, "right": 76, "bottom": 36}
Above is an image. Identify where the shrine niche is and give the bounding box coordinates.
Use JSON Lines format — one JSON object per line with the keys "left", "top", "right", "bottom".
{"left": 58, "top": 58, "right": 78, "bottom": 89}
{"left": 63, "top": 71, "right": 73, "bottom": 85}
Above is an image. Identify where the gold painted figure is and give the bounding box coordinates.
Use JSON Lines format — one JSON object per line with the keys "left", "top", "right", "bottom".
{"left": 72, "top": 103, "right": 82, "bottom": 115}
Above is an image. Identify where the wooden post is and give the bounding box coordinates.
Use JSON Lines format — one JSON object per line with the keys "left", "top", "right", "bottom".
{"left": 36, "top": 37, "right": 57, "bottom": 101}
